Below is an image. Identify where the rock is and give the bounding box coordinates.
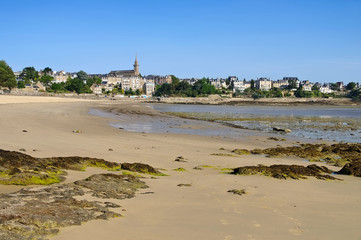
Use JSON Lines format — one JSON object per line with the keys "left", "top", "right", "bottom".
{"left": 337, "top": 161, "right": 361, "bottom": 177}
{"left": 228, "top": 189, "right": 247, "bottom": 196}
{"left": 177, "top": 183, "right": 192, "bottom": 187}
{"left": 121, "top": 162, "right": 162, "bottom": 175}
{"left": 231, "top": 164, "right": 339, "bottom": 180}
{"left": 273, "top": 127, "right": 291, "bottom": 133}
{"left": 245, "top": 143, "right": 361, "bottom": 167}
{"left": 0, "top": 172, "right": 148, "bottom": 240}
{"left": 267, "top": 137, "right": 286, "bottom": 141}
{"left": 75, "top": 173, "right": 148, "bottom": 199}
{"left": 22, "top": 130, "right": 28, "bottom": 133}
{"left": 174, "top": 156, "right": 187, "bottom": 162}
{"left": 232, "top": 149, "right": 250, "bottom": 155}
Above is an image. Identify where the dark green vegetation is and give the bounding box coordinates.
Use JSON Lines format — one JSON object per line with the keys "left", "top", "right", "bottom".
{"left": 231, "top": 164, "right": 338, "bottom": 180}
{"left": 0, "top": 149, "right": 163, "bottom": 185}
{"left": 0, "top": 60, "right": 16, "bottom": 90}
{"left": 0, "top": 149, "right": 163, "bottom": 240}
{"left": 231, "top": 143, "right": 361, "bottom": 179}
{"left": 154, "top": 76, "right": 222, "bottom": 97}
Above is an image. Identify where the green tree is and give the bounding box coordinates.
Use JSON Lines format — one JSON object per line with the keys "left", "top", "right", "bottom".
{"left": 39, "top": 75, "right": 54, "bottom": 85}
{"left": 20, "top": 67, "right": 38, "bottom": 83}
{"left": 346, "top": 82, "right": 356, "bottom": 90}
{"left": 65, "top": 77, "right": 90, "bottom": 94}
{"left": 76, "top": 71, "right": 89, "bottom": 83}
{"left": 17, "top": 81, "right": 25, "bottom": 89}
{"left": 86, "top": 76, "right": 102, "bottom": 87}
{"left": 0, "top": 60, "right": 17, "bottom": 90}
{"left": 287, "top": 79, "right": 298, "bottom": 89}
{"left": 43, "top": 67, "right": 53, "bottom": 76}
{"left": 330, "top": 83, "right": 340, "bottom": 91}
{"left": 311, "top": 84, "right": 320, "bottom": 91}
{"left": 50, "top": 82, "right": 66, "bottom": 93}
{"left": 250, "top": 79, "right": 255, "bottom": 90}
{"left": 135, "top": 89, "right": 142, "bottom": 95}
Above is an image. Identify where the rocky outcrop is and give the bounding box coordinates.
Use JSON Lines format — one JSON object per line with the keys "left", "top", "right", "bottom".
{"left": 231, "top": 164, "right": 338, "bottom": 180}
{"left": 336, "top": 161, "right": 361, "bottom": 177}
{"left": 0, "top": 173, "right": 148, "bottom": 240}
{"left": 121, "top": 162, "right": 161, "bottom": 175}
{"left": 233, "top": 143, "right": 361, "bottom": 167}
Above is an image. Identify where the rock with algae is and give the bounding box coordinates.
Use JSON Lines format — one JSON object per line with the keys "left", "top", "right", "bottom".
{"left": 0, "top": 173, "right": 148, "bottom": 240}
{"left": 231, "top": 164, "right": 339, "bottom": 180}
{"left": 233, "top": 143, "right": 361, "bottom": 167}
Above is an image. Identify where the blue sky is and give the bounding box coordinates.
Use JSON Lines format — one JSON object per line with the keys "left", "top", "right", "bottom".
{"left": 1, "top": 0, "right": 360, "bottom": 83}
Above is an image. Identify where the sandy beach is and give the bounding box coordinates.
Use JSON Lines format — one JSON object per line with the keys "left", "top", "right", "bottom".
{"left": 0, "top": 95, "right": 360, "bottom": 240}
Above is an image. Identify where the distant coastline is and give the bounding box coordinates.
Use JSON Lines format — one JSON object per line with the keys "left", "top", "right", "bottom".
{"left": 2, "top": 91, "right": 360, "bottom": 106}
{"left": 151, "top": 96, "right": 359, "bottom": 106}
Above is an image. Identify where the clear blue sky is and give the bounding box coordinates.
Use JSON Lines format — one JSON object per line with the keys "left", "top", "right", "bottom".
{"left": 1, "top": 0, "right": 360, "bottom": 83}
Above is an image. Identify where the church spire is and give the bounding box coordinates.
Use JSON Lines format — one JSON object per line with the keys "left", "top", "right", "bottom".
{"left": 134, "top": 55, "right": 139, "bottom": 76}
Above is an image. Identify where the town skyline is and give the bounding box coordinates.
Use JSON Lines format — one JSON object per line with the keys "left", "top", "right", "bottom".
{"left": 1, "top": 1, "right": 361, "bottom": 83}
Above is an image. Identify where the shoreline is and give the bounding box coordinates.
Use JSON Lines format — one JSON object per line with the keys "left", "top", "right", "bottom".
{"left": 2, "top": 92, "right": 360, "bottom": 106}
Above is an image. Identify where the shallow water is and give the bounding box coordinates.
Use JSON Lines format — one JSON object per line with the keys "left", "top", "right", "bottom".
{"left": 89, "top": 104, "right": 361, "bottom": 143}
{"left": 89, "top": 108, "right": 250, "bottom": 139}
{"left": 150, "top": 104, "right": 361, "bottom": 143}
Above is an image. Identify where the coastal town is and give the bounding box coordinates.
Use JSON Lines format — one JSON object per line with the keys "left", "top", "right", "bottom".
{"left": 0, "top": 58, "right": 360, "bottom": 101}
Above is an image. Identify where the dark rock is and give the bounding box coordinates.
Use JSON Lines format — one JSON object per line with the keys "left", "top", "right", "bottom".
{"left": 177, "top": 183, "right": 192, "bottom": 187}
{"left": 337, "top": 161, "right": 361, "bottom": 177}
{"left": 231, "top": 164, "right": 339, "bottom": 180}
{"left": 273, "top": 127, "right": 291, "bottom": 133}
{"left": 240, "top": 143, "right": 361, "bottom": 167}
{"left": 175, "top": 156, "right": 187, "bottom": 162}
{"left": 121, "top": 162, "right": 162, "bottom": 175}
{"left": 228, "top": 189, "right": 247, "bottom": 196}
{"left": 22, "top": 130, "right": 28, "bottom": 133}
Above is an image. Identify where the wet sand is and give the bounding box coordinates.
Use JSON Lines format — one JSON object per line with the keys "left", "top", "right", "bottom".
{"left": 1, "top": 95, "right": 360, "bottom": 240}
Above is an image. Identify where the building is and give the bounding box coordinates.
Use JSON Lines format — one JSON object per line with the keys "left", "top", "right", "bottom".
{"left": 53, "top": 71, "right": 69, "bottom": 83}
{"left": 144, "top": 75, "right": 172, "bottom": 85}
{"left": 108, "top": 56, "right": 140, "bottom": 80}
{"left": 233, "top": 80, "right": 250, "bottom": 92}
{"left": 320, "top": 84, "right": 334, "bottom": 94}
{"left": 90, "top": 84, "right": 102, "bottom": 94}
{"left": 143, "top": 81, "right": 155, "bottom": 95}
{"left": 255, "top": 78, "right": 272, "bottom": 91}
{"left": 209, "top": 78, "right": 227, "bottom": 89}
{"left": 107, "top": 56, "right": 144, "bottom": 91}
{"left": 272, "top": 79, "right": 289, "bottom": 89}
{"left": 301, "top": 80, "right": 313, "bottom": 92}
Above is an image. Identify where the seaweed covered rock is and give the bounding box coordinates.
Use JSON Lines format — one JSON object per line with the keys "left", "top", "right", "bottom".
{"left": 336, "top": 161, "right": 361, "bottom": 177}
{"left": 233, "top": 143, "right": 361, "bottom": 167}
{"left": 121, "top": 162, "right": 162, "bottom": 175}
{"left": 0, "top": 173, "right": 148, "bottom": 240}
{"left": 231, "top": 164, "right": 338, "bottom": 180}
{"left": 0, "top": 149, "right": 122, "bottom": 185}
{"left": 75, "top": 173, "right": 148, "bottom": 199}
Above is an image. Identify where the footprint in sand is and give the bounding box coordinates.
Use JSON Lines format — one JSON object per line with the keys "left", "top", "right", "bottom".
{"left": 224, "top": 235, "right": 233, "bottom": 240}
{"left": 289, "top": 226, "right": 303, "bottom": 236}
{"left": 220, "top": 219, "right": 229, "bottom": 225}
{"left": 247, "top": 234, "right": 256, "bottom": 240}
{"left": 233, "top": 208, "right": 242, "bottom": 214}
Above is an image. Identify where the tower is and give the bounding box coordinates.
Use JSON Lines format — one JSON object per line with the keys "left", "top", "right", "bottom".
{"left": 133, "top": 55, "right": 139, "bottom": 76}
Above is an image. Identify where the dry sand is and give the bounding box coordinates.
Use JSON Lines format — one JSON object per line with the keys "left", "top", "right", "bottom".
{"left": 0, "top": 95, "right": 360, "bottom": 240}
